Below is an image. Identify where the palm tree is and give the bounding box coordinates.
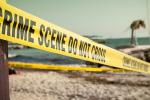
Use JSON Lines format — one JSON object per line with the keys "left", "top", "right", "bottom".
{"left": 130, "top": 20, "right": 145, "bottom": 46}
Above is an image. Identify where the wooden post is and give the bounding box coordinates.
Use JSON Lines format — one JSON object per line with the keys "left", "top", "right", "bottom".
{"left": 0, "top": 0, "right": 10, "bottom": 99}
{"left": 0, "top": 40, "right": 9, "bottom": 100}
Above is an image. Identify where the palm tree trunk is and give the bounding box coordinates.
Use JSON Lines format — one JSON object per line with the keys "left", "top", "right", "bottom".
{"left": 135, "top": 33, "right": 138, "bottom": 45}
{"left": 130, "top": 29, "right": 134, "bottom": 46}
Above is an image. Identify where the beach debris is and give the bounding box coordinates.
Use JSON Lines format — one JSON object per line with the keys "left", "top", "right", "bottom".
{"left": 9, "top": 68, "right": 17, "bottom": 75}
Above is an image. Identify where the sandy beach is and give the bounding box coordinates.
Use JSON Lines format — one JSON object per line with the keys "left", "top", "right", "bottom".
{"left": 9, "top": 69, "right": 150, "bottom": 100}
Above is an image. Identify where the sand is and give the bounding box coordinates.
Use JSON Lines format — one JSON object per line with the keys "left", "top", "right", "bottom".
{"left": 9, "top": 69, "right": 150, "bottom": 100}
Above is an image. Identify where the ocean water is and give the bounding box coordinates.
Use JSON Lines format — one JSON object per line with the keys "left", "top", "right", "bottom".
{"left": 106, "top": 37, "right": 150, "bottom": 48}
{"left": 9, "top": 37, "right": 150, "bottom": 65}
{"left": 9, "top": 49, "right": 86, "bottom": 65}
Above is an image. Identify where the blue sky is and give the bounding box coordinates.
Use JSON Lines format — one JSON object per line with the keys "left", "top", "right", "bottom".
{"left": 7, "top": 0, "right": 150, "bottom": 38}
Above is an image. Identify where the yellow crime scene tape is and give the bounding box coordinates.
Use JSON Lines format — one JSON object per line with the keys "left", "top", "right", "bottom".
{"left": 8, "top": 61, "right": 125, "bottom": 72}
{"left": 0, "top": 1, "right": 150, "bottom": 74}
